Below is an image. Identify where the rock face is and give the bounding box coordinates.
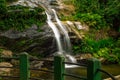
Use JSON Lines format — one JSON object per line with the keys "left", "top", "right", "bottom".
{"left": 0, "top": 49, "right": 13, "bottom": 57}
{"left": 0, "top": 24, "right": 57, "bottom": 57}
{"left": 0, "top": 0, "right": 89, "bottom": 57}
{"left": 0, "top": 20, "right": 88, "bottom": 57}
{"left": 0, "top": 62, "right": 13, "bottom": 76}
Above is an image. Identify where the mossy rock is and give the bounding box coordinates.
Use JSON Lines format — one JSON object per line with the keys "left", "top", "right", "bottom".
{"left": 0, "top": 24, "right": 57, "bottom": 58}
{"left": 0, "top": 5, "right": 46, "bottom": 31}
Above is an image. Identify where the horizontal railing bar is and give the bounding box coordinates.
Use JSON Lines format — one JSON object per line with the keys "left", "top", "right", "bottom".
{"left": 97, "top": 69, "right": 116, "bottom": 80}
{"left": 0, "top": 57, "right": 19, "bottom": 59}
{"left": 30, "top": 77, "right": 44, "bottom": 80}
{"left": 0, "top": 75, "right": 20, "bottom": 78}
{"left": 29, "top": 58, "right": 53, "bottom": 62}
{"left": 63, "top": 73, "right": 87, "bottom": 80}
{"left": 29, "top": 68, "right": 54, "bottom": 73}
{"left": 0, "top": 57, "right": 53, "bottom": 61}
{"left": 0, "top": 66, "right": 19, "bottom": 69}
{"left": 64, "top": 62, "right": 87, "bottom": 67}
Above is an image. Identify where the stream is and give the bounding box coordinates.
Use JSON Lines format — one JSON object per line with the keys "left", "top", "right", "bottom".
{"left": 1, "top": 64, "right": 119, "bottom": 80}
{"left": 66, "top": 64, "right": 120, "bottom": 80}
{"left": 42, "top": 64, "right": 120, "bottom": 80}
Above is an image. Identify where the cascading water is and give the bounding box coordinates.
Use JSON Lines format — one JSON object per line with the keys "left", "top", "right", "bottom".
{"left": 45, "top": 12, "right": 63, "bottom": 53}
{"left": 14, "top": 0, "right": 78, "bottom": 67}
{"left": 46, "top": 9, "right": 77, "bottom": 68}
{"left": 52, "top": 9, "right": 72, "bottom": 53}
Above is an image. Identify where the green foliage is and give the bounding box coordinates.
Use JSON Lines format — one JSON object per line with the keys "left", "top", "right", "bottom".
{"left": 0, "top": 37, "right": 8, "bottom": 46}
{"left": 73, "top": 0, "right": 100, "bottom": 13}
{"left": 74, "top": 37, "right": 114, "bottom": 53}
{"left": 6, "top": 0, "right": 18, "bottom": 3}
{"left": 69, "top": 0, "right": 120, "bottom": 64}
{"left": 0, "top": 5, "right": 46, "bottom": 31}
{"left": 73, "top": 37, "right": 120, "bottom": 63}
{"left": 0, "top": 0, "right": 7, "bottom": 14}
{"left": 112, "top": 48, "right": 120, "bottom": 64}
{"left": 74, "top": 13, "right": 106, "bottom": 29}
{"left": 93, "top": 48, "right": 109, "bottom": 58}
{"left": 93, "top": 47, "right": 119, "bottom": 63}
{"left": 0, "top": 48, "right": 3, "bottom": 53}
{"left": 72, "top": 0, "right": 120, "bottom": 30}
{"left": 103, "top": 0, "right": 120, "bottom": 31}
{"left": 72, "top": 23, "right": 120, "bottom": 63}
{"left": 111, "top": 38, "right": 120, "bottom": 63}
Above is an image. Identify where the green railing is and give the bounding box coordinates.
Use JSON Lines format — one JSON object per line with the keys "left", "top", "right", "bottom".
{"left": 0, "top": 52, "right": 115, "bottom": 80}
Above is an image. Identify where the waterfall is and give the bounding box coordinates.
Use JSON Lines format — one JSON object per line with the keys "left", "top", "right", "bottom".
{"left": 52, "top": 9, "right": 72, "bottom": 53}
{"left": 9, "top": 0, "right": 77, "bottom": 67}
{"left": 46, "top": 12, "right": 63, "bottom": 54}
{"left": 46, "top": 9, "right": 77, "bottom": 68}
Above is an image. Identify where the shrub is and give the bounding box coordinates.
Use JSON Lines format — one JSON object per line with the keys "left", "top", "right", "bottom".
{"left": 73, "top": 0, "right": 120, "bottom": 30}
{"left": 0, "top": 0, "right": 7, "bottom": 14}
{"left": 74, "top": 13, "right": 106, "bottom": 29}
{"left": 0, "top": 5, "right": 46, "bottom": 31}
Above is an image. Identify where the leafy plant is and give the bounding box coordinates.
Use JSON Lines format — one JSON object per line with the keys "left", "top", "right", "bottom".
{"left": 0, "top": 0, "right": 7, "bottom": 14}
{"left": 0, "top": 5, "right": 46, "bottom": 31}
{"left": 112, "top": 48, "right": 120, "bottom": 64}
{"left": 72, "top": 0, "right": 120, "bottom": 30}
{"left": 93, "top": 47, "right": 109, "bottom": 58}
{"left": 74, "top": 13, "right": 106, "bottom": 29}
{"left": 73, "top": 36, "right": 114, "bottom": 54}
{"left": 0, "top": 48, "right": 3, "bottom": 53}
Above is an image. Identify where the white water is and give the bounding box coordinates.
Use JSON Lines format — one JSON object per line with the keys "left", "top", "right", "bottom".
{"left": 46, "top": 9, "right": 77, "bottom": 68}
{"left": 52, "top": 9, "right": 72, "bottom": 53}
{"left": 9, "top": 0, "right": 78, "bottom": 69}
{"left": 46, "top": 12, "right": 63, "bottom": 54}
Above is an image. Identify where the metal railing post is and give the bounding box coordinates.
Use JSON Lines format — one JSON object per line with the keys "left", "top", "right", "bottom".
{"left": 87, "top": 58, "right": 101, "bottom": 80}
{"left": 54, "top": 55, "right": 65, "bottom": 80}
{"left": 20, "top": 52, "right": 30, "bottom": 80}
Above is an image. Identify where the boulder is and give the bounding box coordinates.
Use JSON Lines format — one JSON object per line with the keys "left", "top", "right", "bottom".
{"left": 0, "top": 24, "right": 57, "bottom": 57}
{"left": 0, "top": 49, "right": 13, "bottom": 57}
{"left": 0, "top": 62, "right": 13, "bottom": 76}
{"left": 104, "top": 75, "right": 120, "bottom": 80}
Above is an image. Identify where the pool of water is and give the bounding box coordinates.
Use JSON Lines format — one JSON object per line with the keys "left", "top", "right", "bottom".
{"left": 35, "top": 64, "right": 120, "bottom": 80}
{"left": 1, "top": 64, "right": 120, "bottom": 80}
{"left": 65, "top": 64, "right": 120, "bottom": 80}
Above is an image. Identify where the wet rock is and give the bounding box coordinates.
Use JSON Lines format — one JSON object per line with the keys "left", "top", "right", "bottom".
{"left": 0, "top": 24, "right": 57, "bottom": 57}
{"left": 0, "top": 49, "right": 13, "bottom": 57}
{"left": 75, "top": 53, "right": 93, "bottom": 60}
{"left": 30, "top": 60, "right": 44, "bottom": 69}
{"left": 104, "top": 75, "right": 120, "bottom": 80}
{"left": 0, "top": 62, "right": 13, "bottom": 76}
{"left": 49, "top": 0, "right": 58, "bottom": 5}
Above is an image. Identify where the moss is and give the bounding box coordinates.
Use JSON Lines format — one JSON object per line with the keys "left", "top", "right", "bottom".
{"left": 0, "top": 5, "right": 46, "bottom": 31}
